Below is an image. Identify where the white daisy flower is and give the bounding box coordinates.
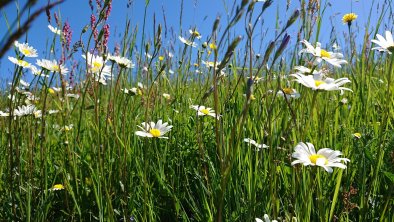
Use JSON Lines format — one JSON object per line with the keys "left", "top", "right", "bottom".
{"left": 14, "top": 104, "right": 37, "bottom": 117}
{"left": 0, "top": 111, "right": 10, "bottom": 117}
{"left": 66, "top": 93, "right": 80, "bottom": 99}
{"left": 189, "top": 29, "right": 202, "bottom": 39}
{"left": 291, "top": 142, "right": 350, "bottom": 173}
{"left": 290, "top": 72, "right": 352, "bottom": 95}
{"left": 8, "top": 56, "right": 31, "bottom": 68}
{"left": 299, "top": 40, "right": 348, "bottom": 67}
{"left": 162, "top": 93, "right": 171, "bottom": 100}
{"left": 371, "top": 30, "right": 394, "bottom": 54}
{"left": 14, "top": 41, "right": 38, "bottom": 57}
{"left": 36, "top": 59, "right": 69, "bottom": 74}
{"left": 190, "top": 105, "right": 220, "bottom": 119}
{"left": 82, "top": 52, "right": 111, "bottom": 74}
{"left": 48, "top": 24, "right": 61, "bottom": 35}
{"left": 108, "top": 54, "right": 135, "bottom": 69}
{"left": 244, "top": 138, "right": 269, "bottom": 150}
{"left": 178, "top": 36, "right": 197, "bottom": 47}
{"left": 135, "top": 120, "right": 173, "bottom": 139}
{"left": 256, "top": 214, "right": 278, "bottom": 222}
{"left": 29, "top": 65, "right": 49, "bottom": 77}
{"left": 277, "top": 88, "right": 300, "bottom": 99}
{"left": 293, "top": 66, "right": 322, "bottom": 75}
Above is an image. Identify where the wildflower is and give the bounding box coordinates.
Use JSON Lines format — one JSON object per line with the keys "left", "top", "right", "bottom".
{"left": 14, "top": 105, "right": 37, "bottom": 117}
{"left": 82, "top": 52, "right": 111, "bottom": 74}
{"left": 299, "top": 40, "right": 348, "bottom": 67}
{"left": 66, "top": 93, "right": 80, "bottom": 99}
{"left": 256, "top": 214, "right": 278, "bottom": 222}
{"left": 371, "top": 31, "right": 394, "bottom": 54}
{"left": 178, "top": 36, "right": 197, "bottom": 47}
{"left": 48, "top": 24, "right": 61, "bottom": 35}
{"left": 353, "top": 132, "right": 361, "bottom": 139}
{"left": 163, "top": 93, "right": 171, "bottom": 100}
{"left": 342, "top": 13, "right": 357, "bottom": 26}
{"left": 243, "top": 94, "right": 256, "bottom": 100}
{"left": 62, "top": 21, "right": 72, "bottom": 50}
{"left": 291, "top": 142, "right": 350, "bottom": 173}
{"left": 14, "top": 41, "right": 38, "bottom": 57}
{"left": 202, "top": 60, "right": 222, "bottom": 70}
{"left": 209, "top": 42, "right": 217, "bottom": 50}
{"left": 8, "top": 56, "right": 31, "bottom": 68}
{"left": 189, "top": 29, "right": 202, "bottom": 39}
{"left": 290, "top": 72, "right": 352, "bottom": 95}
{"left": 244, "top": 138, "right": 268, "bottom": 150}
{"left": 135, "top": 120, "right": 173, "bottom": 139}
{"left": 50, "top": 184, "right": 65, "bottom": 191}
{"left": 29, "top": 65, "right": 49, "bottom": 77}
{"left": 277, "top": 88, "right": 300, "bottom": 99}
{"left": 36, "top": 59, "right": 69, "bottom": 74}
{"left": 293, "top": 65, "right": 322, "bottom": 75}
{"left": 108, "top": 54, "right": 135, "bottom": 69}
{"left": 158, "top": 56, "right": 164, "bottom": 61}
{"left": 190, "top": 105, "right": 220, "bottom": 119}
{"left": 48, "top": 88, "right": 56, "bottom": 94}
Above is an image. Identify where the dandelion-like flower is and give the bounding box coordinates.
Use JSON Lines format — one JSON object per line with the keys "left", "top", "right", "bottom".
{"left": 291, "top": 142, "right": 350, "bottom": 173}
{"left": 299, "top": 40, "right": 348, "bottom": 67}
{"left": 50, "top": 184, "right": 65, "bottom": 191}
{"left": 48, "top": 24, "right": 61, "bottom": 35}
{"left": 342, "top": 13, "right": 357, "bottom": 25}
{"left": 178, "top": 36, "right": 197, "bottom": 47}
{"left": 135, "top": 120, "right": 173, "bottom": 139}
{"left": 14, "top": 41, "right": 38, "bottom": 57}
{"left": 371, "top": 30, "right": 394, "bottom": 54}
{"left": 190, "top": 105, "right": 220, "bottom": 119}
{"left": 277, "top": 88, "right": 300, "bottom": 99}
{"left": 353, "top": 132, "right": 361, "bottom": 139}
{"left": 290, "top": 72, "right": 352, "bottom": 95}
{"left": 8, "top": 56, "right": 31, "bottom": 68}
{"left": 36, "top": 59, "right": 69, "bottom": 74}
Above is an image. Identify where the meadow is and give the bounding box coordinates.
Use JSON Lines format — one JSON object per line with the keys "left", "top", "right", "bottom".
{"left": 0, "top": 0, "right": 393, "bottom": 221}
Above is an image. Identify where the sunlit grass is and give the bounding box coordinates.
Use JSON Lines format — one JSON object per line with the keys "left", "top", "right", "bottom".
{"left": 0, "top": 0, "right": 393, "bottom": 221}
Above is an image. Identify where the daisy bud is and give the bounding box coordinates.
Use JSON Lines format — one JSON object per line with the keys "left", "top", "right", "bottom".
{"left": 262, "top": 41, "right": 275, "bottom": 65}
{"left": 285, "top": 9, "right": 300, "bottom": 30}
{"left": 273, "top": 33, "right": 290, "bottom": 62}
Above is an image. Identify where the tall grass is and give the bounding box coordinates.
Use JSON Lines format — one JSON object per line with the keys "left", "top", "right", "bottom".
{"left": 0, "top": 0, "right": 393, "bottom": 221}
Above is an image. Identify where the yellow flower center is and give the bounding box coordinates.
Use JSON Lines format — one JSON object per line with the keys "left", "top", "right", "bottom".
{"left": 192, "top": 30, "right": 200, "bottom": 37}
{"left": 201, "top": 109, "right": 210, "bottom": 115}
{"left": 48, "top": 88, "right": 55, "bottom": 94}
{"left": 159, "top": 56, "right": 164, "bottom": 61}
{"left": 282, "top": 88, "right": 294, "bottom": 94}
{"left": 22, "top": 48, "right": 31, "bottom": 55}
{"left": 52, "top": 65, "right": 60, "bottom": 71}
{"left": 149, "top": 128, "right": 161, "bottom": 137}
{"left": 309, "top": 154, "right": 328, "bottom": 165}
{"left": 209, "top": 43, "right": 217, "bottom": 50}
{"left": 18, "top": 60, "right": 29, "bottom": 67}
{"left": 315, "top": 80, "right": 325, "bottom": 87}
{"left": 320, "top": 49, "right": 330, "bottom": 58}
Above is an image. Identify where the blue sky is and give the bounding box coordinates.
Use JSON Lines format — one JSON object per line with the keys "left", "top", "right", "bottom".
{"left": 0, "top": 0, "right": 390, "bottom": 85}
